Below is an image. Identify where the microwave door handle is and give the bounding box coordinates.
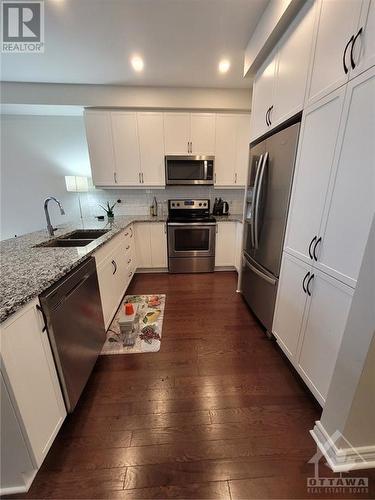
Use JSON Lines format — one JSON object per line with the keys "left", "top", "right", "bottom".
{"left": 251, "top": 154, "right": 263, "bottom": 249}
{"left": 203, "top": 161, "right": 208, "bottom": 180}
{"left": 254, "top": 152, "right": 268, "bottom": 250}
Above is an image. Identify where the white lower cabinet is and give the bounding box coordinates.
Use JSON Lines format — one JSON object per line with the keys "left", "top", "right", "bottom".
{"left": 273, "top": 253, "right": 354, "bottom": 405}
{"left": 95, "top": 225, "right": 136, "bottom": 329}
{"left": 134, "top": 222, "right": 167, "bottom": 269}
{"left": 297, "top": 270, "right": 354, "bottom": 403}
{"left": 273, "top": 253, "right": 311, "bottom": 362}
{"left": 234, "top": 222, "right": 243, "bottom": 272}
{"left": 215, "top": 222, "right": 237, "bottom": 267}
{"left": 0, "top": 299, "right": 66, "bottom": 468}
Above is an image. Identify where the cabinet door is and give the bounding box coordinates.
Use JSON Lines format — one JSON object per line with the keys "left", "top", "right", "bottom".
{"left": 298, "top": 270, "right": 353, "bottom": 403}
{"left": 97, "top": 252, "right": 122, "bottom": 329}
{"left": 235, "top": 114, "right": 251, "bottom": 186}
{"left": 215, "top": 222, "right": 236, "bottom": 266}
{"left": 137, "top": 113, "right": 165, "bottom": 186}
{"left": 273, "top": 2, "right": 316, "bottom": 125}
{"left": 284, "top": 87, "right": 345, "bottom": 264}
{"left": 351, "top": 0, "right": 375, "bottom": 80}
{"left": 307, "top": 0, "right": 362, "bottom": 105}
{"left": 215, "top": 115, "right": 237, "bottom": 186}
{"left": 0, "top": 300, "right": 66, "bottom": 467}
{"left": 250, "top": 52, "right": 277, "bottom": 141}
{"left": 150, "top": 223, "right": 167, "bottom": 268}
{"left": 272, "top": 253, "right": 311, "bottom": 362}
{"left": 164, "top": 113, "right": 190, "bottom": 154}
{"left": 84, "top": 111, "right": 115, "bottom": 186}
{"left": 134, "top": 223, "right": 152, "bottom": 268}
{"left": 235, "top": 222, "right": 243, "bottom": 271}
{"left": 111, "top": 112, "right": 141, "bottom": 186}
{"left": 317, "top": 67, "right": 375, "bottom": 288}
{"left": 190, "top": 114, "right": 215, "bottom": 154}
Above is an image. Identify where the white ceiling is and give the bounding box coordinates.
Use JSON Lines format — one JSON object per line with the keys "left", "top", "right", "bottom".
{"left": 1, "top": 0, "right": 269, "bottom": 88}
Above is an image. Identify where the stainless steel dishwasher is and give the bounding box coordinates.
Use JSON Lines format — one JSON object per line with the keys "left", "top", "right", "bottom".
{"left": 39, "top": 257, "right": 105, "bottom": 412}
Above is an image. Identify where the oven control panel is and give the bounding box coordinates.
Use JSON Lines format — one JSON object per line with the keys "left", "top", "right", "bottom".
{"left": 169, "top": 199, "right": 209, "bottom": 210}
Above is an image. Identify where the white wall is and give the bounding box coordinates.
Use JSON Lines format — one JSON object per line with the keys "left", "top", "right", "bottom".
{"left": 0, "top": 115, "right": 90, "bottom": 240}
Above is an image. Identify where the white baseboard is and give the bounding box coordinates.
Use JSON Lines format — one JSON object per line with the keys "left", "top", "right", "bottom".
{"left": 0, "top": 469, "right": 37, "bottom": 496}
{"left": 310, "top": 421, "right": 375, "bottom": 472}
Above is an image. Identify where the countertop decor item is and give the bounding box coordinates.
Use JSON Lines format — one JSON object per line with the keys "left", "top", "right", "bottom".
{"left": 100, "top": 201, "right": 116, "bottom": 219}
{"left": 101, "top": 294, "right": 166, "bottom": 355}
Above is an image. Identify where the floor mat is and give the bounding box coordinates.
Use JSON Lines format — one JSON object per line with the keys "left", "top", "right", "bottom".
{"left": 101, "top": 294, "right": 165, "bottom": 355}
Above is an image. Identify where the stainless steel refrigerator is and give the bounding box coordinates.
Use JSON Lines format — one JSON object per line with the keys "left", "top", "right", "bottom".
{"left": 241, "top": 121, "right": 300, "bottom": 332}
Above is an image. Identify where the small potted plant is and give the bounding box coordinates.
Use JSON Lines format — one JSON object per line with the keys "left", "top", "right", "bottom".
{"left": 100, "top": 201, "right": 116, "bottom": 221}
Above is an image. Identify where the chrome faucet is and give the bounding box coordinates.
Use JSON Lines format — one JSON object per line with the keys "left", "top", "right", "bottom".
{"left": 44, "top": 197, "right": 65, "bottom": 236}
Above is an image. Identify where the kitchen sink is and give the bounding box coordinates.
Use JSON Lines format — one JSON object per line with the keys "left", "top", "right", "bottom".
{"left": 37, "top": 239, "right": 95, "bottom": 248}
{"left": 64, "top": 229, "right": 109, "bottom": 240}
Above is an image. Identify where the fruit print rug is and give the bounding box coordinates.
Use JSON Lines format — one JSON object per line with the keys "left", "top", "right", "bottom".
{"left": 101, "top": 294, "right": 165, "bottom": 355}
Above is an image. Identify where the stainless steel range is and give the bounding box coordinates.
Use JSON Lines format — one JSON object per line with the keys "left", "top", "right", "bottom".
{"left": 167, "top": 199, "right": 216, "bottom": 273}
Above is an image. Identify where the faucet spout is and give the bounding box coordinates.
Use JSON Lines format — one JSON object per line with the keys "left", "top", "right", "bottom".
{"left": 44, "top": 196, "right": 65, "bottom": 237}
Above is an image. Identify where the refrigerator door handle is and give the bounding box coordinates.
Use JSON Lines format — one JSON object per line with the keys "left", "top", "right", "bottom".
{"left": 254, "top": 152, "right": 269, "bottom": 250}
{"left": 250, "top": 154, "right": 263, "bottom": 249}
{"left": 243, "top": 255, "right": 276, "bottom": 286}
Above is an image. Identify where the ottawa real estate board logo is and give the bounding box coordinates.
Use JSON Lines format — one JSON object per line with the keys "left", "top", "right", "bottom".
{"left": 1, "top": 0, "right": 44, "bottom": 52}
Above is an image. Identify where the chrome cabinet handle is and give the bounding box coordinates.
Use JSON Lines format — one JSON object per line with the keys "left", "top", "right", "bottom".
{"left": 139, "top": 172, "right": 141, "bottom": 184}
{"left": 112, "top": 260, "right": 117, "bottom": 275}
{"left": 125, "top": 231, "right": 129, "bottom": 237}
{"left": 268, "top": 105, "right": 273, "bottom": 126}
{"left": 214, "top": 173, "right": 217, "bottom": 183}
{"left": 126, "top": 245, "right": 130, "bottom": 250}
{"left": 128, "top": 271, "right": 133, "bottom": 278}
{"left": 127, "top": 258, "right": 132, "bottom": 264}
{"left": 129, "top": 227, "right": 133, "bottom": 237}
{"left": 114, "top": 172, "right": 117, "bottom": 184}
{"left": 235, "top": 172, "right": 237, "bottom": 184}
{"left": 141, "top": 172, "right": 144, "bottom": 183}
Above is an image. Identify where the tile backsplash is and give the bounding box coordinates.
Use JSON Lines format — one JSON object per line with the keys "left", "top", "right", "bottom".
{"left": 79, "top": 187, "right": 245, "bottom": 219}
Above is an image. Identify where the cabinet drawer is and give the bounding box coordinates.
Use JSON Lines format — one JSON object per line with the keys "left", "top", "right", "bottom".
{"left": 93, "top": 225, "right": 134, "bottom": 266}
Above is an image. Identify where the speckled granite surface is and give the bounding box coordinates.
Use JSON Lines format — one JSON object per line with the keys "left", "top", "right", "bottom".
{"left": 0, "top": 213, "right": 243, "bottom": 323}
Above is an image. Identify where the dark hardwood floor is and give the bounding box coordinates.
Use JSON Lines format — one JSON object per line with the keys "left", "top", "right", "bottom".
{"left": 17, "top": 272, "right": 374, "bottom": 499}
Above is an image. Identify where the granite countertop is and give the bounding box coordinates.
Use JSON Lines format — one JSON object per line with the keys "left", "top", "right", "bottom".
{"left": 0, "top": 213, "right": 243, "bottom": 323}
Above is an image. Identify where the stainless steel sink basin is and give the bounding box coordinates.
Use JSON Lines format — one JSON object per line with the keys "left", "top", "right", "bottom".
{"left": 35, "top": 229, "right": 110, "bottom": 248}
{"left": 64, "top": 229, "right": 109, "bottom": 240}
{"left": 37, "top": 239, "right": 95, "bottom": 248}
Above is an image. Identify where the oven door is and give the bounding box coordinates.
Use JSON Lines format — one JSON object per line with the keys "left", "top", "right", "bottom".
{"left": 168, "top": 223, "right": 216, "bottom": 258}
{"left": 165, "top": 156, "right": 214, "bottom": 185}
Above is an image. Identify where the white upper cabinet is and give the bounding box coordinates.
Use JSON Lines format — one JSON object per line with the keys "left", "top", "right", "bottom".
{"left": 164, "top": 113, "right": 190, "bottom": 154}
{"left": 164, "top": 113, "right": 215, "bottom": 154}
{"left": 190, "top": 114, "right": 216, "bottom": 154}
{"left": 215, "top": 114, "right": 251, "bottom": 187}
{"left": 235, "top": 114, "right": 251, "bottom": 186}
{"left": 84, "top": 110, "right": 116, "bottom": 186}
{"left": 215, "top": 115, "right": 238, "bottom": 186}
{"left": 351, "top": 0, "right": 375, "bottom": 78}
{"left": 284, "top": 87, "right": 345, "bottom": 264}
{"left": 272, "top": 1, "right": 316, "bottom": 125}
{"left": 250, "top": 52, "right": 277, "bottom": 141}
{"left": 306, "top": 0, "right": 363, "bottom": 106}
{"left": 316, "top": 67, "right": 375, "bottom": 288}
{"left": 137, "top": 112, "right": 165, "bottom": 186}
{"left": 297, "top": 269, "right": 353, "bottom": 403}
{"left": 1, "top": 300, "right": 66, "bottom": 467}
{"left": 111, "top": 112, "right": 141, "bottom": 186}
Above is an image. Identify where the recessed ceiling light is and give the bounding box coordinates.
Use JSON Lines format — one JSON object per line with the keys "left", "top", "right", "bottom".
{"left": 131, "top": 56, "right": 144, "bottom": 72}
{"left": 218, "top": 59, "right": 230, "bottom": 74}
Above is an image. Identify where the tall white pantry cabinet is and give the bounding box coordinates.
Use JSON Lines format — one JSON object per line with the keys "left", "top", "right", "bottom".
{"left": 273, "top": 66, "right": 375, "bottom": 405}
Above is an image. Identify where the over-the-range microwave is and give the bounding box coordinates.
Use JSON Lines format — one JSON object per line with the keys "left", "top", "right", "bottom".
{"left": 165, "top": 155, "right": 215, "bottom": 185}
